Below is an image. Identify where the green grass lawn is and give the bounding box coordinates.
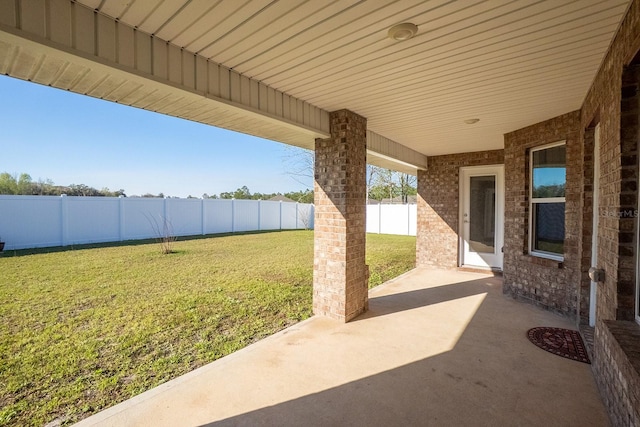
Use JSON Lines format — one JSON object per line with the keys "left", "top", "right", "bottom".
{"left": 0, "top": 231, "right": 415, "bottom": 426}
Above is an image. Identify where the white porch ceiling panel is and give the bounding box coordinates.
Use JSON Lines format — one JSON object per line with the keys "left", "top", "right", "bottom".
{"left": 72, "top": 0, "right": 631, "bottom": 156}
{"left": 0, "top": 0, "right": 630, "bottom": 159}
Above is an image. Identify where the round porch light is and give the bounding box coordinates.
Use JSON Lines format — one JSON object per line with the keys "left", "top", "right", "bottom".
{"left": 388, "top": 23, "right": 418, "bottom": 41}
{"left": 464, "top": 118, "right": 480, "bottom": 124}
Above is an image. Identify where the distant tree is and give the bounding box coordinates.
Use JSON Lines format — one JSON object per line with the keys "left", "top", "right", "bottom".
{"left": 285, "top": 189, "right": 313, "bottom": 203}
{"left": 0, "top": 173, "right": 18, "bottom": 194}
{"left": 0, "top": 171, "right": 129, "bottom": 196}
{"left": 32, "top": 178, "right": 57, "bottom": 195}
{"left": 534, "top": 184, "right": 565, "bottom": 198}
{"left": 298, "top": 205, "right": 312, "bottom": 230}
{"left": 68, "top": 184, "right": 102, "bottom": 196}
{"left": 367, "top": 170, "right": 417, "bottom": 203}
{"left": 282, "top": 146, "right": 314, "bottom": 187}
{"left": 282, "top": 146, "right": 393, "bottom": 204}
{"left": 16, "top": 173, "right": 33, "bottom": 194}
{"left": 398, "top": 173, "right": 417, "bottom": 203}
{"left": 218, "top": 186, "right": 252, "bottom": 199}
{"left": 374, "top": 169, "right": 398, "bottom": 200}
{"left": 98, "top": 187, "right": 126, "bottom": 197}
{"left": 367, "top": 165, "right": 384, "bottom": 203}
{"left": 233, "top": 185, "right": 252, "bottom": 199}
{"left": 1, "top": 173, "right": 36, "bottom": 194}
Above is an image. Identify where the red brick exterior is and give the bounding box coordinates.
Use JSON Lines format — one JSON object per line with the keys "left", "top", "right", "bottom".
{"left": 416, "top": 2, "right": 640, "bottom": 420}
{"left": 318, "top": 1, "right": 640, "bottom": 419}
{"left": 496, "top": 1, "right": 640, "bottom": 423}
{"left": 594, "top": 321, "right": 640, "bottom": 426}
{"left": 416, "top": 150, "right": 504, "bottom": 269}
{"left": 502, "top": 111, "right": 582, "bottom": 316}
{"left": 579, "top": 0, "right": 640, "bottom": 423}
{"left": 313, "top": 109, "right": 369, "bottom": 322}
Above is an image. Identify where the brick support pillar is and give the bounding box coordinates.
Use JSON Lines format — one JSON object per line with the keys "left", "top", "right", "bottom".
{"left": 313, "top": 109, "right": 368, "bottom": 322}
{"left": 416, "top": 168, "right": 429, "bottom": 267}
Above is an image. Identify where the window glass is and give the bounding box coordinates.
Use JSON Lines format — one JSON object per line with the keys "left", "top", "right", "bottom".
{"left": 532, "top": 203, "right": 565, "bottom": 254}
{"left": 530, "top": 143, "right": 566, "bottom": 259}
{"left": 469, "top": 175, "right": 496, "bottom": 253}
{"left": 532, "top": 145, "right": 566, "bottom": 198}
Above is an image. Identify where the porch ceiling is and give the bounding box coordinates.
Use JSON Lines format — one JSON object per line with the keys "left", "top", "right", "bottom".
{"left": 75, "top": 0, "right": 630, "bottom": 156}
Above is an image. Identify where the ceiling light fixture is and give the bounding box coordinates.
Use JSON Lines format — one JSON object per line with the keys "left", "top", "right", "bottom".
{"left": 464, "top": 118, "right": 480, "bottom": 124}
{"left": 388, "top": 23, "right": 418, "bottom": 41}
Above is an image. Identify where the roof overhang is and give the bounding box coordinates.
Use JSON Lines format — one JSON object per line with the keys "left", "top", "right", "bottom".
{"left": 0, "top": 0, "right": 632, "bottom": 169}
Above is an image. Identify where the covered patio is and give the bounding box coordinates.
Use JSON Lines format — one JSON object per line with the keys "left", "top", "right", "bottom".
{"left": 75, "top": 268, "right": 606, "bottom": 426}
{"left": 2, "top": 0, "right": 640, "bottom": 424}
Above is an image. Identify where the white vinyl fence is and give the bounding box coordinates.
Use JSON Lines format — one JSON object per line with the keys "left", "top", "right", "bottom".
{"left": 0, "top": 196, "right": 416, "bottom": 250}
{"left": 366, "top": 204, "right": 417, "bottom": 236}
{"left": 0, "top": 195, "right": 314, "bottom": 250}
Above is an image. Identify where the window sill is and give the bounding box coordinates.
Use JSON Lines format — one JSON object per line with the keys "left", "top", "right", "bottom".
{"left": 522, "top": 252, "right": 564, "bottom": 268}
{"left": 529, "top": 250, "right": 564, "bottom": 262}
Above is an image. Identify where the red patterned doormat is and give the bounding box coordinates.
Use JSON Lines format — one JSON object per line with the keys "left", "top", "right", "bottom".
{"left": 527, "top": 327, "right": 591, "bottom": 364}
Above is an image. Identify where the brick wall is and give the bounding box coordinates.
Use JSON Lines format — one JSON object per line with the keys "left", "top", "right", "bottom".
{"left": 617, "top": 64, "right": 640, "bottom": 321}
{"left": 575, "top": 0, "right": 640, "bottom": 423}
{"left": 502, "top": 111, "right": 582, "bottom": 317}
{"left": 416, "top": 150, "right": 504, "bottom": 269}
{"left": 582, "top": 0, "right": 640, "bottom": 325}
{"left": 593, "top": 321, "right": 640, "bottom": 425}
{"left": 313, "top": 109, "right": 369, "bottom": 322}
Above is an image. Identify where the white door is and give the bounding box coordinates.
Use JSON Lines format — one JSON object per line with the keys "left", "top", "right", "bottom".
{"left": 590, "top": 125, "right": 600, "bottom": 327}
{"left": 460, "top": 166, "right": 504, "bottom": 270}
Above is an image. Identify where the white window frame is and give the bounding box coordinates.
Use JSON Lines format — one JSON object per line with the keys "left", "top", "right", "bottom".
{"left": 529, "top": 141, "right": 566, "bottom": 261}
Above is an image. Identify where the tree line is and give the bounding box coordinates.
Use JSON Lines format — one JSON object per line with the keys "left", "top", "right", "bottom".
{"left": 281, "top": 147, "right": 417, "bottom": 203}
{"left": 366, "top": 167, "right": 417, "bottom": 203}
{"left": 200, "top": 187, "right": 314, "bottom": 203}
{"left": 1, "top": 168, "right": 417, "bottom": 203}
{"left": 0, "top": 172, "right": 315, "bottom": 202}
{"left": 0, "top": 173, "right": 126, "bottom": 197}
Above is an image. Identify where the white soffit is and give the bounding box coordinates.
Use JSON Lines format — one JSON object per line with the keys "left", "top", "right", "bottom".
{"left": 7, "top": 0, "right": 634, "bottom": 157}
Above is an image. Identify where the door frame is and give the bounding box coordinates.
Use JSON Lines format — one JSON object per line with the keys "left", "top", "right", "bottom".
{"left": 459, "top": 165, "right": 505, "bottom": 270}
{"left": 590, "top": 124, "right": 600, "bottom": 327}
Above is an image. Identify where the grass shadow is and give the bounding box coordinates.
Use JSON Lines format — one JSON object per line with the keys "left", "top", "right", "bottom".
{"left": 0, "top": 229, "right": 304, "bottom": 258}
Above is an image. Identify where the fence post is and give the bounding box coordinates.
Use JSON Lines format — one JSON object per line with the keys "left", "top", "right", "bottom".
{"left": 163, "top": 196, "right": 168, "bottom": 224}
{"left": 279, "top": 200, "right": 282, "bottom": 230}
{"left": 378, "top": 203, "right": 382, "bottom": 234}
{"left": 201, "top": 198, "right": 206, "bottom": 235}
{"left": 295, "top": 202, "right": 299, "bottom": 229}
{"left": 231, "top": 198, "right": 235, "bottom": 232}
{"left": 407, "top": 203, "right": 411, "bottom": 236}
{"left": 257, "top": 199, "right": 261, "bottom": 231}
{"left": 119, "top": 195, "right": 125, "bottom": 241}
{"left": 60, "top": 194, "right": 68, "bottom": 246}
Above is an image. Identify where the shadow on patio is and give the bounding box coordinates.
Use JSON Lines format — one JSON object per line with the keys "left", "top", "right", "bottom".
{"left": 76, "top": 269, "right": 608, "bottom": 427}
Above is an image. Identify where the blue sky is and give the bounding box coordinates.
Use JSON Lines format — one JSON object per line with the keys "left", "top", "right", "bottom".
{"left": 0, "top": 75, "right": 312, "bottom": 198}
{"left": 533, "top": 168, "right": 565, "bottom": 187}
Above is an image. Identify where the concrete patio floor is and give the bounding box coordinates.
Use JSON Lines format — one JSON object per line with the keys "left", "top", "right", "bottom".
{"left": 75, "top": 268, "right": 609, "bottom": 426}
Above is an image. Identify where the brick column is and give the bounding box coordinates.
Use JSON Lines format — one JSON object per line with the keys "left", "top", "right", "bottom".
{"left": 313, "top": 109, "right": 368, "bottom": 322}
{"left": 416, "top": 168, "right": 429, "bottom": 267}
